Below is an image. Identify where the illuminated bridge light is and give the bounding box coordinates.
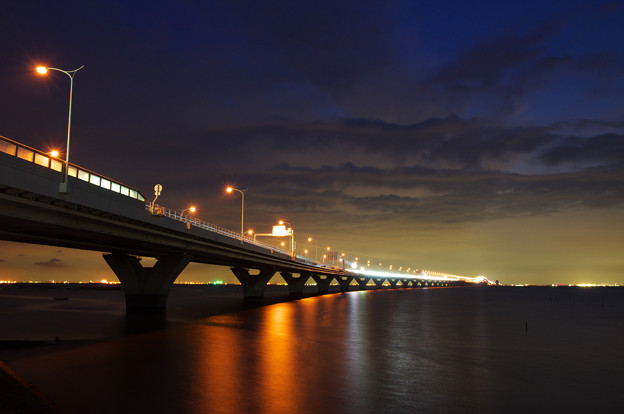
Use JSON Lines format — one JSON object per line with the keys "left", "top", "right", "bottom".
{"left": 1, "top": 135, "right": 145, "bottom": 202}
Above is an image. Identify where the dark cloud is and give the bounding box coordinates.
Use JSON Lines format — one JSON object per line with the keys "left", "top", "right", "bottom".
{"left": 34, "top": 258, "right": 67, "bottom": 268}
{"left": 539, "top": 134, "right": 624, "bottom": 166}
{"left": 227, "top": 161, "right": 624, "bottom": 229}
{"left": 167, "top": 113, "right": 623, "bottom": 236}
{"left": 5, "top": 0, "right": 620, "bottom": 139}
{"left": 113, "top": 113, "right": 623, "bottom": 238}
{"left": 165, "top": 116, "right": 623, "bottom": 172}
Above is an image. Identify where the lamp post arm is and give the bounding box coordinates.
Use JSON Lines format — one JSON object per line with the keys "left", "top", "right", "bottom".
{"left": 46, "top": 66, "right": 84, "bottom": 190}
{"left": 241, "top": 190, "right": 244, "bottom": 238}
{"left": 231, "top": 188, "right": 247, "bottom": 238}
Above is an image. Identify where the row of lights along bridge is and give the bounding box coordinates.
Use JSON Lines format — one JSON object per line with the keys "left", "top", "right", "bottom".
{"left": 179, "top": 185, "right": 357, "bottom": 269}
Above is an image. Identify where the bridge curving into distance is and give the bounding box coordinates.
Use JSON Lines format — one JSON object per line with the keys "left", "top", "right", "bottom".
{"left": 0, "top": 135, "right": 490, "bottom": 312}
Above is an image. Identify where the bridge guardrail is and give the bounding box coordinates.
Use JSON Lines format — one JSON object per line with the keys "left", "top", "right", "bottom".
{"left": 148, "top": 204, "right": 345, "bottom": 272}
{"left": 147, "top": 203, "right": 330, "bottom": 265}
{"left": 146, "top": 205, "right": 454, "bottom": 276}
{"left": 1, "top": 135, "right": 145, "bottom": 203}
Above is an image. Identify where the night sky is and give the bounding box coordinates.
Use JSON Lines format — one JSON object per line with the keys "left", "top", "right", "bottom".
{"left": 1, "top": 0, "right": 623, "bottom": 285}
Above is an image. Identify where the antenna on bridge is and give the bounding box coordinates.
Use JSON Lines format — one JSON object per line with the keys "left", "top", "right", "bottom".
{"left": 151, "top": 184, "right": 162, "bottom": 214}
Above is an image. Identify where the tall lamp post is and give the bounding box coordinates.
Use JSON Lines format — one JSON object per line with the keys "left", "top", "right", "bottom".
{"left": 278, "top": 220, "right": 295, "bottom": 257}
{"left": 36, "top": 65, "right": 84, "bottom": 193}
{"left": 226, "top": 187, "right": 247, "bottom": 238}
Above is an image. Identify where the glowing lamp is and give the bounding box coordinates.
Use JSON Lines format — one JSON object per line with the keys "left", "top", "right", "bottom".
{"left": 225, "top": 186, "right": 246, "bottom": 237}
{"left": 50, "top": 150, "right": 59, "bottom": 158}
{"left": 272, "top": 225, "right": 290, "bottom": 236}
{"left": 36, "top": 66, "right": 48, "bottom": 74}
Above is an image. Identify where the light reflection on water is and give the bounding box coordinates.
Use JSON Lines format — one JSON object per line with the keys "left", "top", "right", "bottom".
{"left": 7, "top": 287, "right": 624, "bottom": 413}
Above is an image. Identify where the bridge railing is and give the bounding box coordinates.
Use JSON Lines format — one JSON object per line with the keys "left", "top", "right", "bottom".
{"left": 147, "top": 203, "right": 330, "bottom": 264}
{"left": 0, "top": 135, "right": 145, "bottom": 202}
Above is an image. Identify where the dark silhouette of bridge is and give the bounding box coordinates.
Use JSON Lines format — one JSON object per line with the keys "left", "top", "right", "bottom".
{"left": 1, "top": 136, "right": 481, "bottom": 312}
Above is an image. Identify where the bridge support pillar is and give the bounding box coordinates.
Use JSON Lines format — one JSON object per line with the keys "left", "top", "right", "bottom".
{"left": 401, "top": 279, "right": 411, "bottom": 288}
{"left": 355, "top": 277, "right": 370, "bottom": 290}
{"left": 373, "top": 278, "right": 385, "bottom": 289}
{"left": 336, "top": 276, "right": 354, "bottom": 292}
{"left": 280, "top": 271, "right": 311, "bottom": 298}
{"left": 388, "top": 279, "right": 399, "bottom": 288}
{"left": 311, "top": 274, "right": 334, "bottom": 294}
{"left": 103, "top": 253, "right": 191, "bottom": 313}
{"left": 231, "top": 267, "right": 276, "bottom": 299}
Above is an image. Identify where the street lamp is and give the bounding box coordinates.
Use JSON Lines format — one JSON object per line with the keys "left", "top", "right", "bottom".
{"left": 226, "top": 187, "right": 247, "bottom": 238}
{"left": 36, "top": 65, "right": 84, "bottom": 193}
{"left": 180, "top": 205, "right": 196, "bottom": 220}
{"left": 307, "top": 237, "right": 318, "bottom": 261}
{"left": 180, "top": 206, "right": 196, "bottom": 229}
{"left": 326, "top": 246, "right": 333, "bottom": 265}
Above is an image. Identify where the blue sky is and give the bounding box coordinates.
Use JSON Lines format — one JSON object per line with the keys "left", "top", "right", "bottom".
{"left": 1, "top": 0, "right": 623, "bottom": 284}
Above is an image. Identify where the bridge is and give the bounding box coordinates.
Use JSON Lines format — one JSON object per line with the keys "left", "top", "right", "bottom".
{"left": 0, "top": 135, "right": 486, "bottom": 312}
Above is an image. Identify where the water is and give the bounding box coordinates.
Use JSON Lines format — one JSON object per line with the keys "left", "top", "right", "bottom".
{"left": 2, "top": 285, "right": 623, "bottom": 413}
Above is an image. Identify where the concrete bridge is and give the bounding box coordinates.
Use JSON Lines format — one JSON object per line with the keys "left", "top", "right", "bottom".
{"left": 0, "top": 136, "right": 477, "bottom": 312}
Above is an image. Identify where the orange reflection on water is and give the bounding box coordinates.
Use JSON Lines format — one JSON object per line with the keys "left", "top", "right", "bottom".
{"left": 196, "top": 314, "right": 253, "bottom": 413}
{"left": 192, "top": 296, "right": 354, "bottom": 413}
{"left": 258, "top": 302, "right": 302, "bottom": 413}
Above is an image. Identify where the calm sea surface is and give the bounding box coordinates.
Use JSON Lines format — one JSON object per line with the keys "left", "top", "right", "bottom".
{"left": 1, "top": 285, "right": 623, "bottom": 413}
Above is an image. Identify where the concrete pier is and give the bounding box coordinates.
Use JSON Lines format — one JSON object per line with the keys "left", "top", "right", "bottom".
{"left": 103, "top": 253, "right": 191, "bottom": 312}
{"left": 230, "top": 267, "right": 277, "bottom": 298}
{"left": 280, "top": 271, "right": 311, "bottom": 298}
{"left": 312, "top": 274, "right": 334, "bottom": 294}
{"left": 373, "top": 278, "right": 385, "bottom": 289}
{"left": 336, "top": 276, "right": 354, "bottom": 292}
{"left": 355, "top": 277, "right": 370, "bottom": 290}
